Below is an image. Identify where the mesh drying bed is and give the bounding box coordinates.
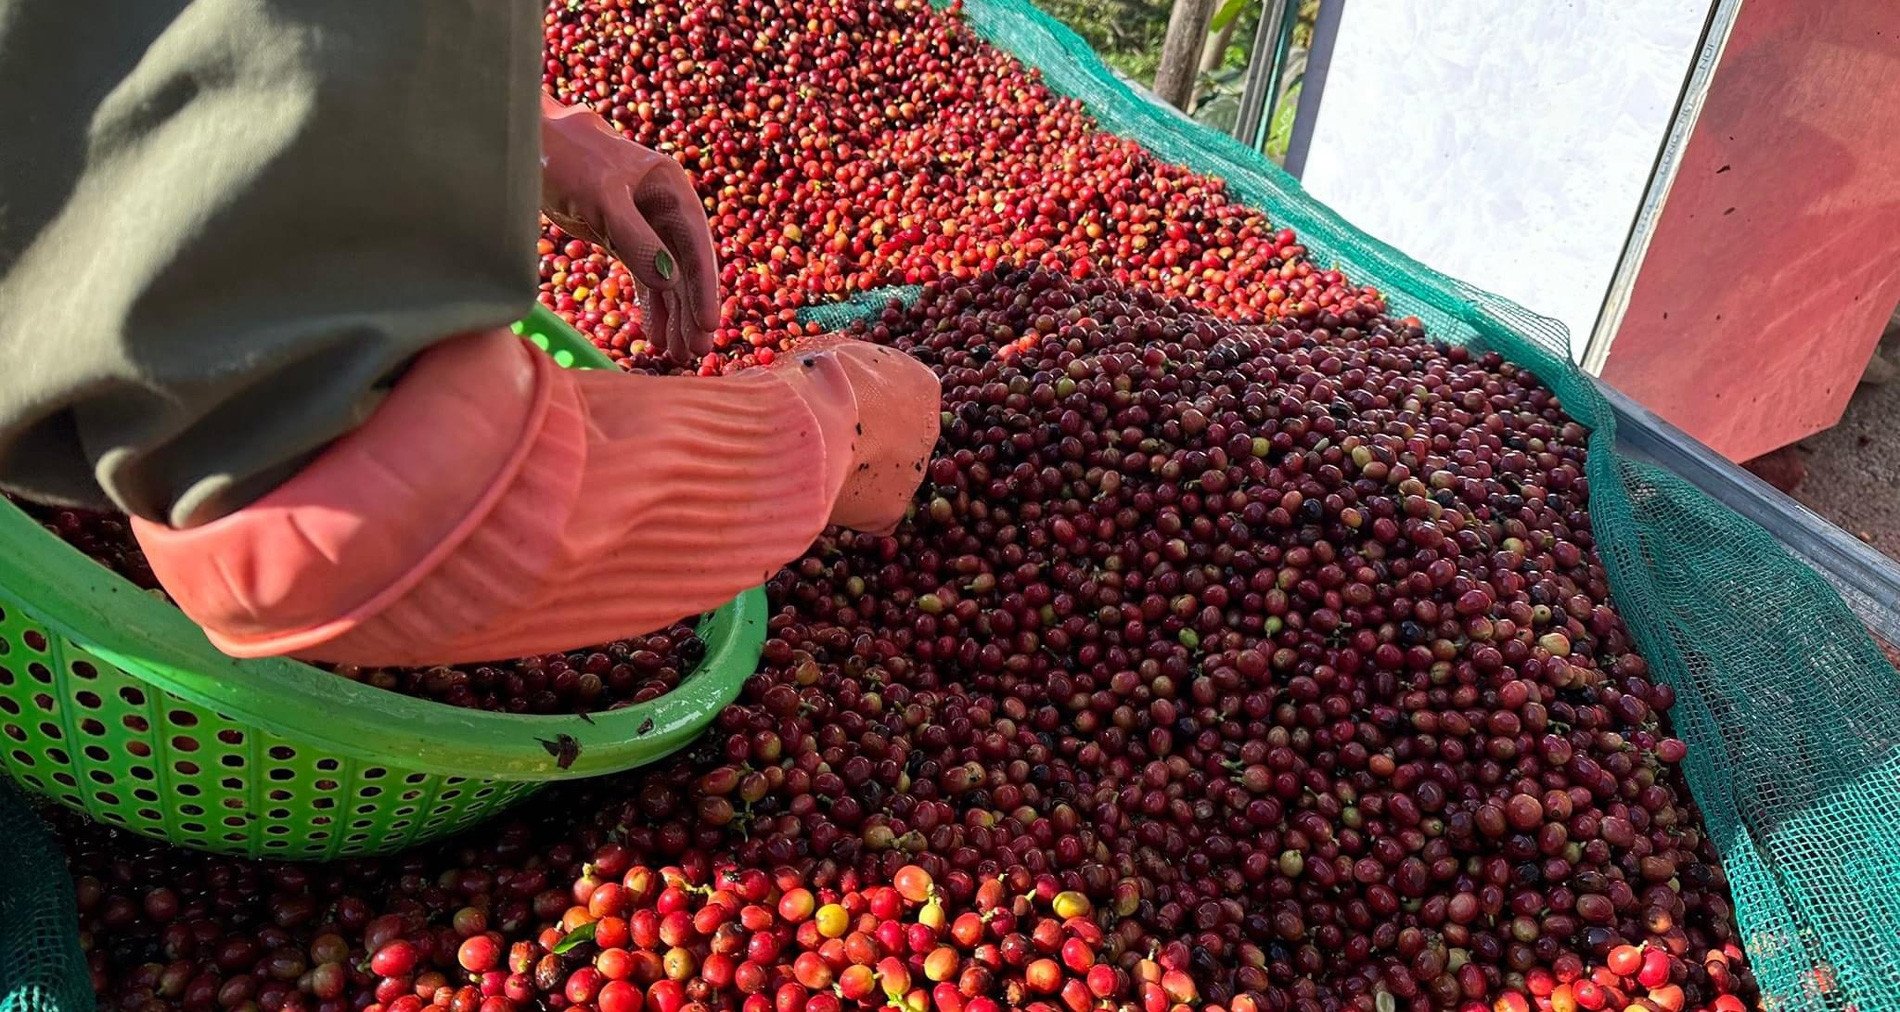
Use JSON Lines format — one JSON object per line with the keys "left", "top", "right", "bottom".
{"left": 832, "top": 4, "right": 1900, "bottom": 1009}
{"left": 9, "top": 2, "right": 1900, "bottom": 1011}
{"left": 0, "top": 305, "right": 765, "bottom": 864}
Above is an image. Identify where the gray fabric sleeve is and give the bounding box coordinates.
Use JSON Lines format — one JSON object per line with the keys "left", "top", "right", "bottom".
{"left": 0, "top": 0, "right": 542, "bottom": 528}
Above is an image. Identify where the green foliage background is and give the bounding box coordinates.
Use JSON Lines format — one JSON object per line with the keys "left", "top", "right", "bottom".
{"left": 1029, "top": 0, "right": 1315, "bottom": 163}
{"left": 1029, "top": 0, "right": 1174, "bottom": 83}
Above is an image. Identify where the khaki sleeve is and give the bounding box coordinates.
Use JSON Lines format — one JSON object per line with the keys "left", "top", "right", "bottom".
{"left": 0, "top": 0, "right": 543, "bottom": 528}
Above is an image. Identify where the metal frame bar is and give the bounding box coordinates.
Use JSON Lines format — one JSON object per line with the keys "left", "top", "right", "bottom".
{"left": 1598, "top": 379, "right": 1900, "bottom": 646}
{"left": 1582, "top": 0, "right": 1745, "bottom": 373}
{"left": 1281, "top": 0, "right": 1342, "bottom": 178}
{"left": 1234, "top": 0, "right": 1295, "bottom": 151}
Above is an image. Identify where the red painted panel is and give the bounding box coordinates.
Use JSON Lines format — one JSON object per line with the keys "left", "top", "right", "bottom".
{"left": 1600, "top": 0, "right": 1900, "bottom": 461}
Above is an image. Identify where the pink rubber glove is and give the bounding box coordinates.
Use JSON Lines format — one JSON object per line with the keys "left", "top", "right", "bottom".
{"left": 541, "top": 94, "right": 720, "bottom": 364}
{"left": 130, "top": 332, "right": 940, "bottom": 666}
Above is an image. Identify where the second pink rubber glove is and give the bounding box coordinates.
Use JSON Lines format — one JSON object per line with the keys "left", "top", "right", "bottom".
{"left": 131, "top": 332, "right": 940, "bottom": 666}
{"left": 541, "top": 94, "right": 720, "bottom": 365}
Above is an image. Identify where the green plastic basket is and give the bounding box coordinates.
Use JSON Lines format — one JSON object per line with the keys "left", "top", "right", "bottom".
{"left": 0, "top": 304, "right": 766, "bottom": 860}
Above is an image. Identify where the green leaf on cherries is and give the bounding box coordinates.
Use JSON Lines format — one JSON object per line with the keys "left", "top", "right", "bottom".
{"left": 553, "top": 921, "right": 596, "bottom": 954}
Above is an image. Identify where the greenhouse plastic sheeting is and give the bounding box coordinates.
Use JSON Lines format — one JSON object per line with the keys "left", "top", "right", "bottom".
{"left": 10, "top": 2, "right": 1900, "bottom": 1011}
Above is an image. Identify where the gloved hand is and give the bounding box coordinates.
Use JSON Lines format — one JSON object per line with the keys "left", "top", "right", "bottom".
{"left": 130, "top": 333, "right": 941, "bottom": 666}
{"left": 779, "top": 335, "right": 943, "bottom": 535}
{"left": 541, "top": 94, "right": 720, "bottom": 364}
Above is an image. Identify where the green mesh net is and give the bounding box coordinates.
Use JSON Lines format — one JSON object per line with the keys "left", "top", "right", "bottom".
{"left": 1, "top": 783, "right": 90, "bottom": 1012}
{"left": 909, "top": 3, "right": 1900, "bottom": 1008}
{"left": 797, "top": 286, "right": 924, "bottom": 331}
{"left": 8, "top": 3, "right": 1900, "bottom": 1011}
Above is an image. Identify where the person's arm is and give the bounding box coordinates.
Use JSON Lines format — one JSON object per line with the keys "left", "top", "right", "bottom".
{"left": 131, "top": 330, "right": 939, "bottom": 666}
{"left": 541, "top": 94, "right": 722, "bottom": 366}
{"left": 0, "top": 0, "right": 541, "bottom": 529}
{"left": 0, "top": 0, "right": 940, "bottom": 665}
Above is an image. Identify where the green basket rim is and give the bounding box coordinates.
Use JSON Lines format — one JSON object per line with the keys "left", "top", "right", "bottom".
{"left": 0, "top": 303, "right": 764, "bottom": 782}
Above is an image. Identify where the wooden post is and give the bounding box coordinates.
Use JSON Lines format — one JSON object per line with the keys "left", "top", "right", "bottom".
{"left": 1200, "top": 9, "right": 1240, "bottom": 76}
{"left": 1234, "top": 0, "right": 1292, "bottom": 148}
{"left": 1154, "top": 0, "right": 1219, "bottom": 110}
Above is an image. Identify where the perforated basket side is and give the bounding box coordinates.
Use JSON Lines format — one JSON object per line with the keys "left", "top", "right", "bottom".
{"left": 0, "top": 305, "right": 765, "bottom": 857}
{"left": 0, "top": 579, "right": 542, "bottom": 860}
